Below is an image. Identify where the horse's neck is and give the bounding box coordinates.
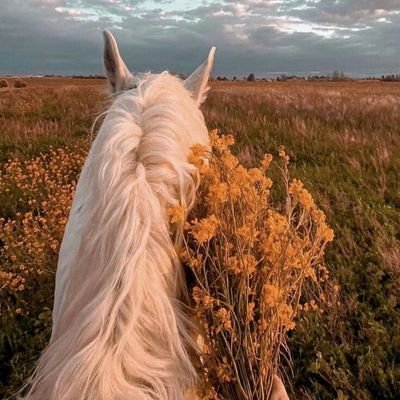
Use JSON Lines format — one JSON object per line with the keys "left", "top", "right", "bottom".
{"left": 55, "top": 76, "right": 206, "bottom": 300}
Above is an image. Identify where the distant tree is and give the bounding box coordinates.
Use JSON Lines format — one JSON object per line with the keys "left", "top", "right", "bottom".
{"left": 232, "top": 76, "right": 237, "bottom": 81}
{"left": 381, "top": 74, "right": 400, "bottom": 82}
{"left": 247, "top": 73, "right": 256, "bottom": 82}
{"left": 331, "top": 70, "right": 346, "bottom": 81}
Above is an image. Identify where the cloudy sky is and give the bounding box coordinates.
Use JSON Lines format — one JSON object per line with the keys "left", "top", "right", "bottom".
{"left": 1, "top": 0, "right": 400, "bottom": 77}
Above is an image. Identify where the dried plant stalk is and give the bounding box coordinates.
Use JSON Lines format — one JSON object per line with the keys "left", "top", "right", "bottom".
{"left": 170, "top": 130, "right": 334, "bottom": 400}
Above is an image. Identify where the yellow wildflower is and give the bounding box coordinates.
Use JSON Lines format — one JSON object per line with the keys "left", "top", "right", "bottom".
{"left": 242, "top": 254, "right": 257, "bottom": 274}
{"left": 263, "top": 284, "right": 282, "bottom": 308}
{"left": 192, "top": 286, "right": 215, "bottom": 309}
{"left": 188, "top": 253, "right": 204, "bottom": 269}
{"left": 278, "top": 303, "right": 295, "bottom": 330}
{"left": 216, "top": 307, "right": 232, "bottom": 332}
{"left": 266, "top": 211, "right": 288, "bottom": 235}
{"left": 237, "top": 224, "right": 259, "bottom": 241}
{"left": 215, "top": 357, "right": 233, "bottom": 383}
{"left": 311, "top": 208, "right": 326, "bottom": 223}
{"left": 289, "top": 179, "right": 315, "bottom": 210}
{"left": 167, "top": 204, "right": 186, "bottom": 224}
{"left": 227, "top": 256, "right": 241, "bottom": 274}
{"left": 189, "top": 215, "right": 219, "bottom": 244}
{"left": 248, "top": 168, "right": 264, "bottom": 183}
{"left": 207, "top": 182, "right": 228, "bottom": 204}
{"left": 323, "top": 226, "right": 335, "bottom": 242}
{"left": 210, "top": 129, "right": 235, "bottom": 152}
{"left": 246, "top": 302, "right": 255, "bottom": 323}
{"left": 261, "top": 153, "right": 273, "bottom": 169}
{"left": 278, "top": 145, "right": 290, "bottom": 164}
{"left": 220, "top": 151, "right": 239, "bottom": 171}
{"left": 188, "top": 143, "right": 209, "bottom": 173}
{"left": 227, "top": 254, "right": 257, "bottom": 274}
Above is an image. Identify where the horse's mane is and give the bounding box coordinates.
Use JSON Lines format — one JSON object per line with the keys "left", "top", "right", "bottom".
{"left": 25, "top": 72, "right": 209, "bottom": 400}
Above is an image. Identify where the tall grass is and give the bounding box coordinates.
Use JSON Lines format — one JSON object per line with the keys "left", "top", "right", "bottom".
{"left": 0, "top": 80, "right": 399, "bottom": 399}
{"left": 204, "top": 81, "right": 400, "bottom": 399}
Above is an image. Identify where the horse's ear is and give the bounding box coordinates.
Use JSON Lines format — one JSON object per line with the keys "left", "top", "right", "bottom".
{"left": 184, "top": 47, "right": 216, "bottom": 106}
{"left": 103, "top": 30, "right": 132, "bottom": 92}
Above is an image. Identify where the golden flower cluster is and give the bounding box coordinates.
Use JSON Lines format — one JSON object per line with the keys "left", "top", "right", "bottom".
{"left": 189, "top": 215, "right": 220, "bottom": 245}
{"left": 0, "top": 143, "right": 87, "bottom": 317}
{"left": 12, "top": 97, "right": 43, "bottom": 116}
{"left": 174, "top": 130, "right": 334, "bottom": 399}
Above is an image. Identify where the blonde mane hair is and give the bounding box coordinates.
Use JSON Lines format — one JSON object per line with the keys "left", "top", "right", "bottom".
{"left": 24, "top": 31, "right": 215, "bottom": 400}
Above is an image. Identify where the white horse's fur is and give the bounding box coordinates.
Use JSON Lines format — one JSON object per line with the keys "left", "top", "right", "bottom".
{"left": 24, "top": 31, "right": 289, "bottom": 400}
{"left": 25, "top": 32, "right": 211, "bottom": 400}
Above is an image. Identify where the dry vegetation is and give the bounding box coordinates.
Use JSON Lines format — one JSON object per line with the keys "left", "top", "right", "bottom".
{"left": 0, "top": 78, "right": 399, "bottom": 399}
{"left": 178, "top": 132, "right": 334, "bottom": 399}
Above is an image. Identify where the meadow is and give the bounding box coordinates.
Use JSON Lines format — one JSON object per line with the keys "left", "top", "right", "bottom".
{"left": 0, "top": 77, "right": 399, "bottom": 399}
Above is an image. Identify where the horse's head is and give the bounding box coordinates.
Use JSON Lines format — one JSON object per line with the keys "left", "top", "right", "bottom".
{"left": 26, "top": 31, "right": 217, "bottom": 400}
{"left": 103, "top": 30, "right": 215, "bottom": 106}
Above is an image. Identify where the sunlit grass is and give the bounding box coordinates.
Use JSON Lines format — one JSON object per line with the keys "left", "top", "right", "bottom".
{"left": 0, "top": 80, "right": 399, "bottom": 399}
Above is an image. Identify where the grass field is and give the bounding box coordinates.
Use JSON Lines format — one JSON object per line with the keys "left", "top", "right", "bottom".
{"left": 1, "top": 77, "right": 399, "bottom": 399}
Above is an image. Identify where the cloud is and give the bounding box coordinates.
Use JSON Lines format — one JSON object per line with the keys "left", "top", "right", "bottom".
{"left": 0, "top": 0, "right": 399, "bottom": 76}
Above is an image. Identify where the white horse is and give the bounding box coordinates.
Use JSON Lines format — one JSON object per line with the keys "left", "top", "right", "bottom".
{"left": 24, "top": 31, "right": 289, "bottom": 400}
